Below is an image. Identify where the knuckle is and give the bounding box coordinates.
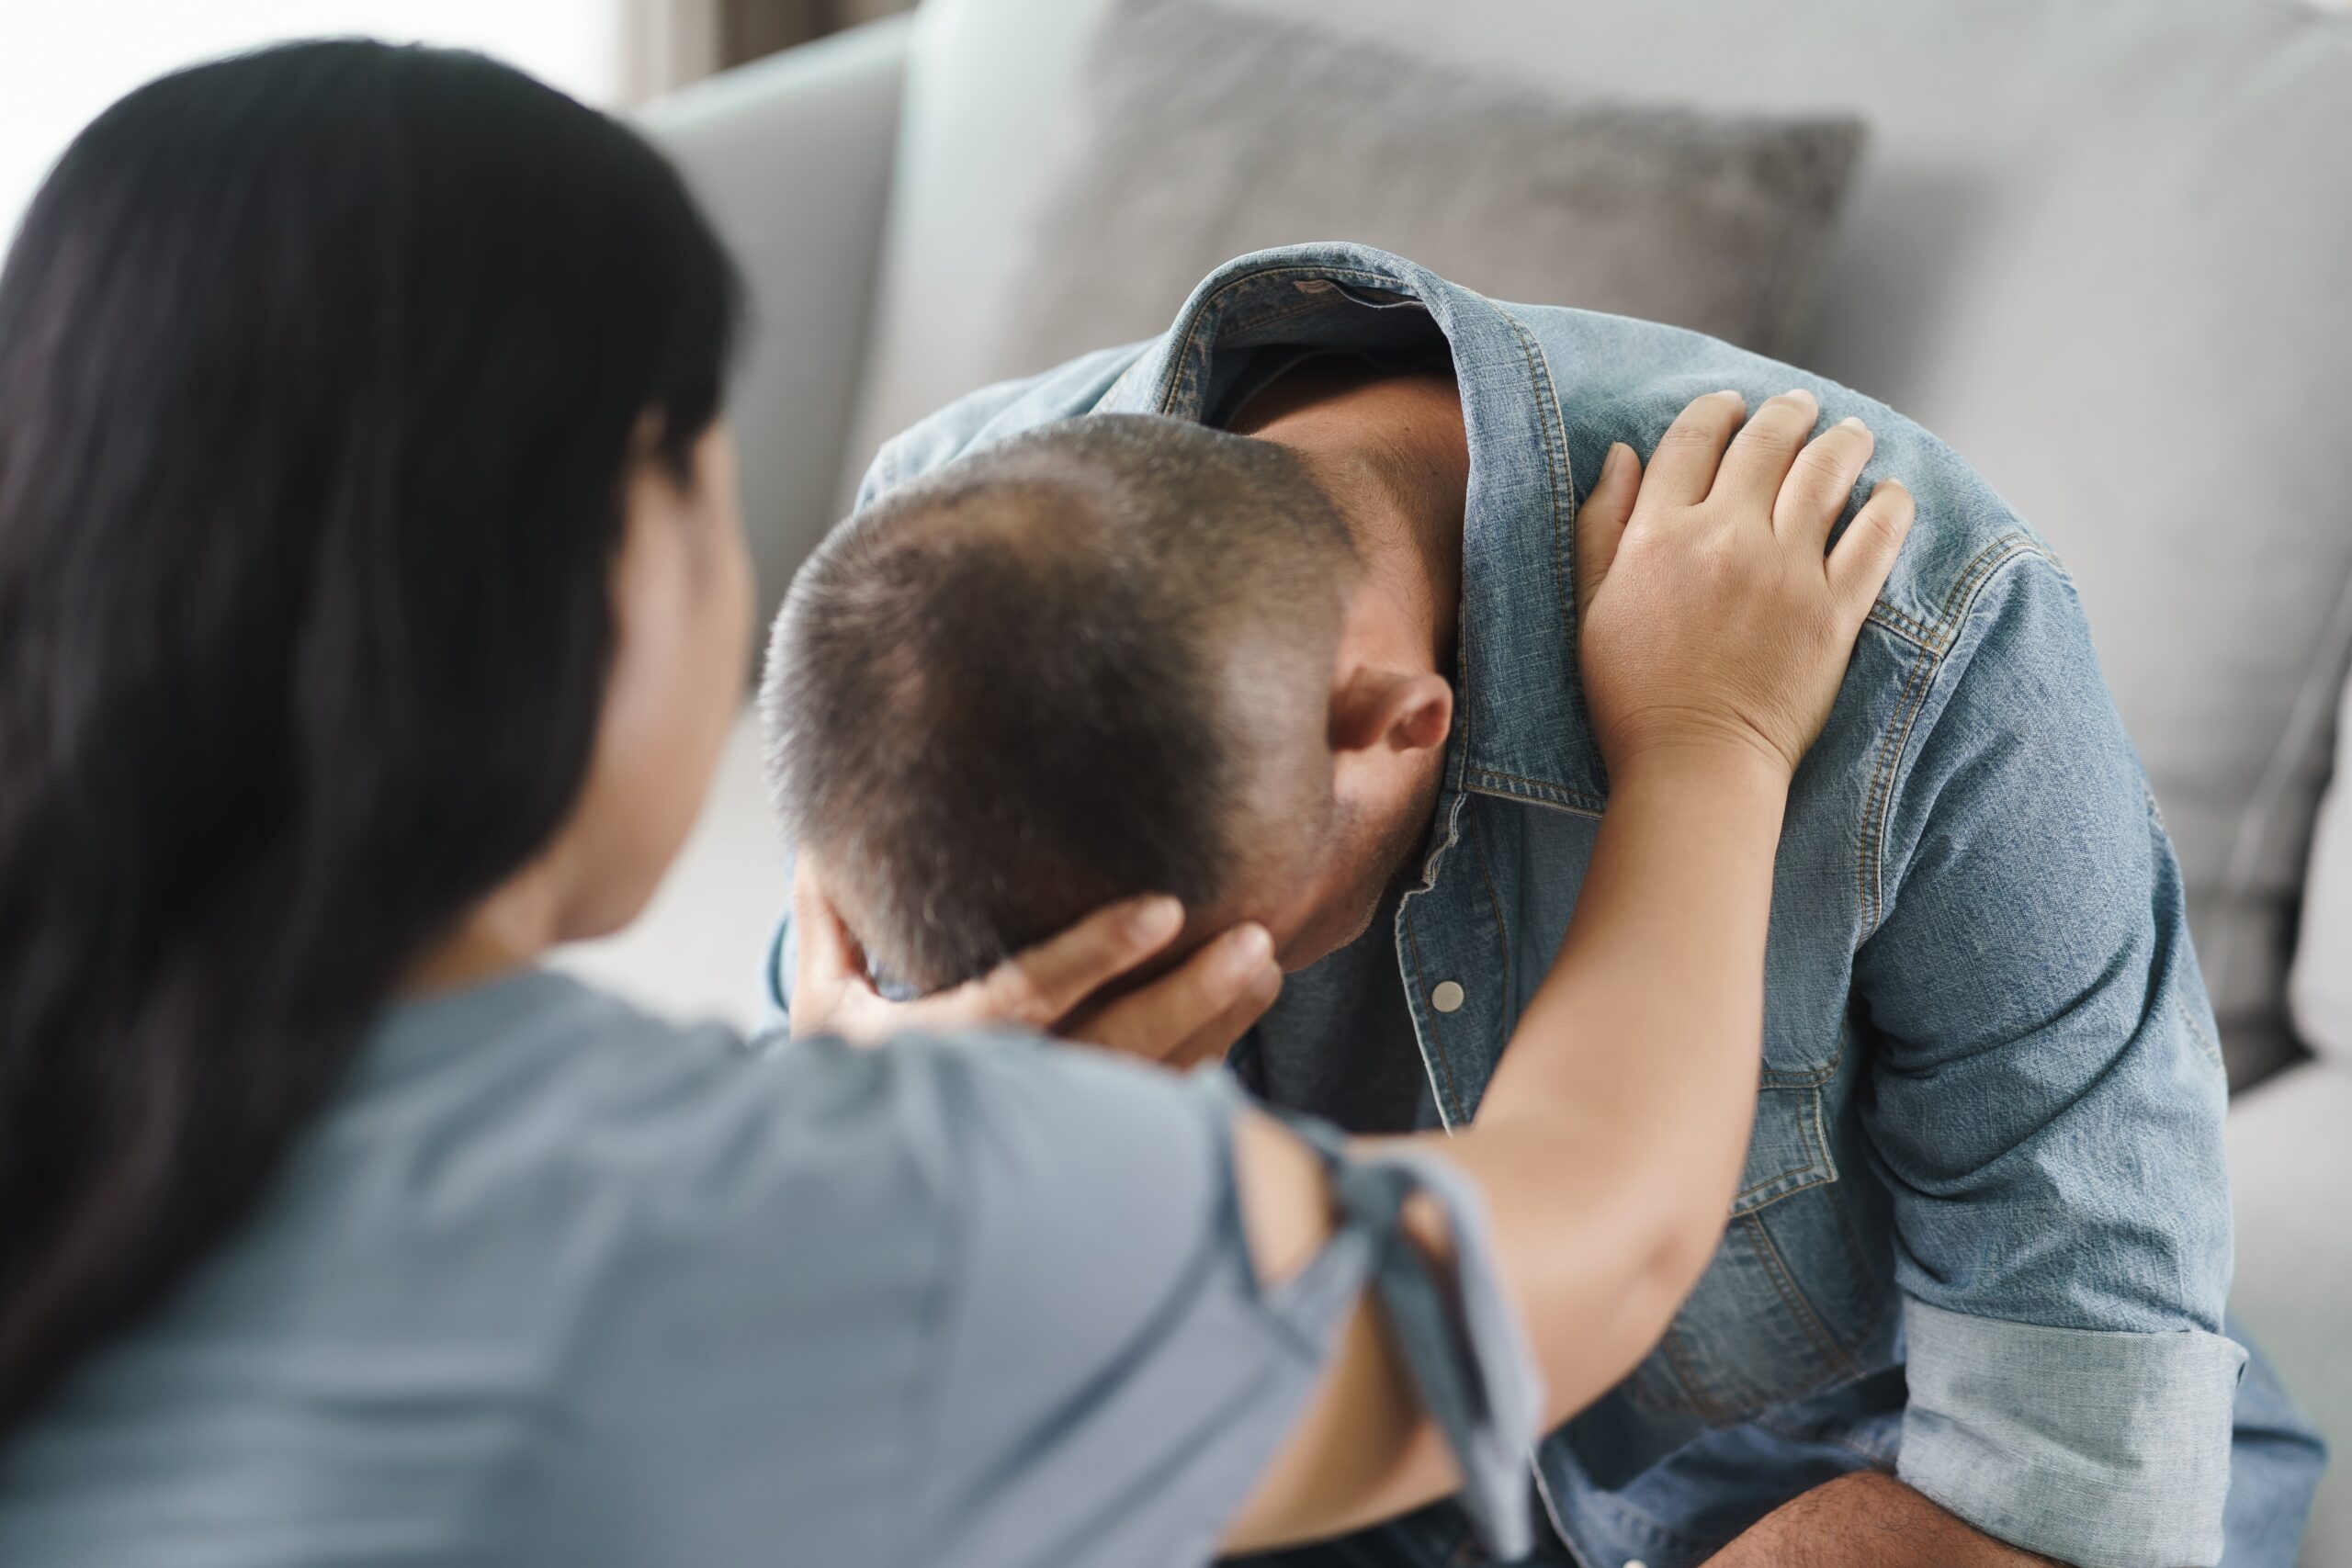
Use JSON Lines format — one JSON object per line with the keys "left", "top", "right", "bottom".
{"left": 1694, "top": 533, "right": 1746, "bottom": 583}
{"left": 1860, "top": 496, "right": 1909, "bottom": 536}
{"left": 1793, "top": 443, "right": 1851, "bottom": 483}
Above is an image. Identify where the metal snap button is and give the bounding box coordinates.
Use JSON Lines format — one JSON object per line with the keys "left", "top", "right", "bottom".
{"left": 1430, "top": 980, "right": 1465, "bottom": 1013}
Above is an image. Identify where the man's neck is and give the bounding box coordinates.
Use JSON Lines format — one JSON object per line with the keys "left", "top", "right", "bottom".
{"left": 1229, "top": 357, "right": 1470, "bottom": 672}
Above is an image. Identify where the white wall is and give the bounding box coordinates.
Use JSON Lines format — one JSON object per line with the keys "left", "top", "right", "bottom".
{"left": 0, "top": 0, "right": 629, "bottom": 240}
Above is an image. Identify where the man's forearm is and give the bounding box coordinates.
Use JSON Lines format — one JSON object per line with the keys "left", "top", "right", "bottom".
{"left": 1703, "top": 1472, "right": 2065, "bottom": 1568}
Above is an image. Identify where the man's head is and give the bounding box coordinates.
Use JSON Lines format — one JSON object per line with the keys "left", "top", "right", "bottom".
{"left": 765, "top": 413, "right": 1453, "bottom": 992}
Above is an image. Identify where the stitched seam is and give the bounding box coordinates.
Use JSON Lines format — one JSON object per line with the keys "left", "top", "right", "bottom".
{"left": 1761, "top": 1010, "right": 1849, "bottom": 1088}
{"left": 1465, "top": 809, "right": 1515, "bottom": 1048}
{"left": 1734, "top": 1089, "right": 1833, "bottom": 1204}
{"left": 1463, "top": 770, "right": 1606, "bottom": 815}
{"left": 1735, "top": 1160, "right": 1824, "bottom": 1206}
{"left": 1462, "top": 780, "right": 1605, "bottom": 818}
{"left": 1153, "top": 264, "right": 1425, "bottom": 412}
{"left": 1860, "top": 539, "right": 2046, "bottom": 934}
{"left": 1807, "top": 1061, "right": 1836, "bottom": 1176}
{"left": 1400, "top": 911, "right": 1466, "bottom": 1126}
{"left": 1214, "top": 296, "right": 1361, "bottom": 338}
{"left": 1521, "top": 321, "right": 1587, "bottom": 808}
{"left": 1510, "top": 316, "right": 1577, "bottom": 656}
{"left": 1453, "top": 313, "right": 1581, "bottom": 807}
{"left": 1929, "top": 533, "right": 2042, "bottom": 632}
{"left": 1860, "top": 644, "right": 1937, "bottom": 935}
{"left": 1743, "top": 1211, "right": 1865, "bottom": 1382}
{"left": 1866, "top": 602, "right": 1945, "bottom": 651}
{"left": 1736, "top": 1156, "right": 1838, "bottom": 1211}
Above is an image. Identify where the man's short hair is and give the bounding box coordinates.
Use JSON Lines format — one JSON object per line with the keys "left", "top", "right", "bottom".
{"left": 763, "top": 414, "right": 1355, "bottom": 991}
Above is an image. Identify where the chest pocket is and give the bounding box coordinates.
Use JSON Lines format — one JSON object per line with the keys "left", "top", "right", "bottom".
{"left": 1617, "top": 1078, "right": 1890, "bottom": 1422}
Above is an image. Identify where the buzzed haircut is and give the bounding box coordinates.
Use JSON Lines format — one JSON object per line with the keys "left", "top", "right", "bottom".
{"left": 763, "top": 414, "right": 1357, "bottom": 992}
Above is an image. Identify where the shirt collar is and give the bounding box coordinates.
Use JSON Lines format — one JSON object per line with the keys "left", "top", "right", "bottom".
{"left": 1100, "top": 244, "right": 1606, "bottom": 814}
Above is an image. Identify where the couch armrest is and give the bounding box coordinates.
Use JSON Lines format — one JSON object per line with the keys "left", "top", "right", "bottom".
{"left": 638, "top": 15, "right": 910, "bottom": 629}
{"left": 2226, "top": 1060, "right": 2351, "bottom": 1562}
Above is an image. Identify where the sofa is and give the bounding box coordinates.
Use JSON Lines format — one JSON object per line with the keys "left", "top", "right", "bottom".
{"left": 560, "top": 0, "right": 2352, "bottom": 1554}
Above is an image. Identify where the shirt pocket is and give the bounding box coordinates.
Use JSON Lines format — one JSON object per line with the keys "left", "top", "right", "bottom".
{"left": 1618, "top": 1081, "right": 1890, "bottom": 1423}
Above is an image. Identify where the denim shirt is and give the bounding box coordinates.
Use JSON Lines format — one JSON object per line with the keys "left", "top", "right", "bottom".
{"left": 767, "top": 244, "right": 2260, "bottom": 1568}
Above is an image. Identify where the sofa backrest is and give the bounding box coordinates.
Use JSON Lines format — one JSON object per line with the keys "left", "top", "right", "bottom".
{"left": 849, "top": 0, "right": 2352, "bottom": 1062}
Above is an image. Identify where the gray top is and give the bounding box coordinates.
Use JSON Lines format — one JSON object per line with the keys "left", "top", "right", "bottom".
{"left": 0, "top": 968, "right": 1539, "bottom": 1567}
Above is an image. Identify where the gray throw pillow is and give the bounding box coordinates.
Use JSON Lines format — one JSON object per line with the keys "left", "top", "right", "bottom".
{"left": 987, "top": 0, "right": 1867, "bottom": 382}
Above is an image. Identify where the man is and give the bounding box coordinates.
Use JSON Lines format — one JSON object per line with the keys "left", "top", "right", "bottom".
{"left": 759, "top": 244, "right": 2325, "bottom": 1566}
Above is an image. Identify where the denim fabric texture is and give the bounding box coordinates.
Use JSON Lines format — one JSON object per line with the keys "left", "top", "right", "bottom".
{"left": 767, "top": 243, "right": 2325, "bottom": 1567}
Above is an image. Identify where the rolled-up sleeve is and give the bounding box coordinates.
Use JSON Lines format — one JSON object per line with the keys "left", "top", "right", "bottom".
{"left": 1900, "top": 1301, "right": 2245, "bottom": 1566}
{"left": 1855, "top": 556, "right": 2242, "bottom": 1567}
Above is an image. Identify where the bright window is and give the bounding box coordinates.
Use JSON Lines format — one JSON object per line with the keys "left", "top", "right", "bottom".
{"left": 1, "top": 0, "right": 629, "bottom": 236}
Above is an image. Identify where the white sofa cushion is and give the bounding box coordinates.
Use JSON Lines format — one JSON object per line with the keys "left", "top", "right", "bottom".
{"left": 2226, "top": 1062, "right": 2352, "bottom": 1559}
{"left": 551, "top": 710, "right": 782, "bottom": 1031}
{"left": 2290, "top": 649, "right": 2352, "bottom": 1064}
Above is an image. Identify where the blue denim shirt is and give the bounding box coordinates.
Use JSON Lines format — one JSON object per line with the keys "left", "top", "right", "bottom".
{"left": 766, "top": 244, "right": 2285, "bottom": 1567}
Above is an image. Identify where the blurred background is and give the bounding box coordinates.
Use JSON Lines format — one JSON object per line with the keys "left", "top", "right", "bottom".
{"left": 0, "top": 0, "right": 899, "bottom": 234}
{"left": 6, "top": 2, "right": 2348, "bottom": 1554}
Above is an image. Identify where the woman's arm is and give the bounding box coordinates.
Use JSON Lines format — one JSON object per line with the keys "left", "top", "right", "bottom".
{"left": 1220, "top": 744, "right": 1788, "bottom": 1548}
{"left": 1222, "top": 389, "right": 1914, "bottom": 1550}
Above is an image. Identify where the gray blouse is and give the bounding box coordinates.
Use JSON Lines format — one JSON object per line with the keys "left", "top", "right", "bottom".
{"left": 0, "top": 969, "right": 1539, "bottom": 1566}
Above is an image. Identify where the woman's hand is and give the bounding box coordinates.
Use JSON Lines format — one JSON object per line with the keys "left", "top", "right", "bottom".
{"left": 1575, "top": 389, "right": 1913, "bottom": 782}
{"left": 788, "top": 863, "right": 1282, "bottom": 1068}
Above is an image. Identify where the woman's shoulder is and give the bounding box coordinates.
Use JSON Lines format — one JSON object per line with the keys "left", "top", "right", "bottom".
{"left": 334, "top": 967, "right": 1239, "bottom": 1281}
{"left": 2, "top": 971, "right": 1248, "bottom": 1563}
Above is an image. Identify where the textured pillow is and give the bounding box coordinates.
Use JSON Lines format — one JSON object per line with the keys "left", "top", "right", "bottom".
{"left": 2290, "top": 653, "right": 2352, "bottom": 1065}
{"left": 854, "top": 0, "right": 2352, "bottom": 1092}
{"left": 984, "top": 0, "right": 1865, "bottom": 382}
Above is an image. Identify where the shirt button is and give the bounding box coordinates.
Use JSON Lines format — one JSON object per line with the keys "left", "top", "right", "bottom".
{"left": 1430, "top": 980, "right": 1465, "bottom": 1013}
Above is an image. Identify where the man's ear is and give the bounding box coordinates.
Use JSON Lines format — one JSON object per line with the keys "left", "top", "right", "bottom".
{"left": 1329, "top": 668, "right": 1453, "bottom": 758}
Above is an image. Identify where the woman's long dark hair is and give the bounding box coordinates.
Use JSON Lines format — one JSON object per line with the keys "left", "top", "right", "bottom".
{"left": 0, "top": 40, "right": 739, "bottom": 1434}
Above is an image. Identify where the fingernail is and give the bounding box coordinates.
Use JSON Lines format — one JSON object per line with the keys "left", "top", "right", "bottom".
{"left": 1249, "top": 963, "right": 1283, "bottom": 1003}
{"left": 1716, "top": 389, "right": 1746, "bottom": 404}
{"left": 1127, "top": 896, "right": 1182, "bottom": 945}
{"left": 1838, "top": 416, "right": 1869, "bottom": 434}
{"left": 1602, "top": 441, "right": 1630, "bottom": 481}
{"left": 1783, "top": 387, "right": 1816, "bottom": 405}
{"left": 1224, "top": 923, "right": 1273, "bottom": 976}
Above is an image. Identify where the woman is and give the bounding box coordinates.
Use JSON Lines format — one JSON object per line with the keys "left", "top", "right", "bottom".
{"left": 0, "top": 40, "right": 1909, "bottom": 1566}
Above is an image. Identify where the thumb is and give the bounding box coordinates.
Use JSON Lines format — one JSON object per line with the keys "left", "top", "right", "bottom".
{"left": 1826, "top": 479, "right": 1915, "bottom": 629}
{"left": 1575, "top": 442, "right": 1642, "bottom": 627}
{"left": 791, "top": 861, "right": 873, "bottom": 1005}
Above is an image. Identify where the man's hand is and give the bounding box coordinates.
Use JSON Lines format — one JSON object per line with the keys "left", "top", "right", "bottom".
{"left": 1702, "top": 1472, "right": 2066, "bottom": 1567}
{"left": 788, "top": 863, "right": 1283, "bottom": 1068}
